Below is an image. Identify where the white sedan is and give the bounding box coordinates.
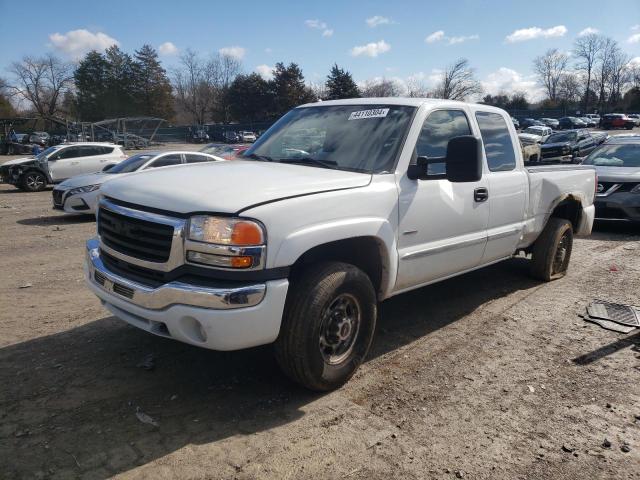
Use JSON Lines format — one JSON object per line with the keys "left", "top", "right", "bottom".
{"left": 52, "top": 151, "right": 223, "bottom": 215}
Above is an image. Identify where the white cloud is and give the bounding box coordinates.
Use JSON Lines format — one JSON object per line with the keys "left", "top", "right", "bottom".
{"left": 158, "top": 42, "right": 178, "bottom": 55}
{"left": 264, "top": 47, "right": 272, "bottom": 54}
{"left": 366, "top": 16, "right": 391, "bottom": 28}
{"left": 350, "top": 40, "right": 391, "bottom": 57}
{"left": 448, "top": 34, "right": 479, "bottom": 45}
{"left": 305, "top": 19, "right": 333, "bottom": 38}
{"left": 219, "top": 46, "right": 245, "bottom": 59}
{"left": 628, "top": 33, "right": 640, "bottom": 44}
{"left": 628, "top": 56, "right": 640, "bottom": 67}
{"left": 48, "top": 29, "right": 119, "bottom": 59}
{"left": 255, "top": 64, "right": 274, "bottom": 80}
{"left": 632, "top": 25, "right": 640, "bottom": 31}
{"left": 481, "top": 67, "right": 545, "bottom": 101}
{"left": 505, "top": 25, "right": 567, "bottom": 43}
{"left": 425, "top": 31, "right": 477, "bottom": 45}
{"left": 425, "top": 30, "right": 445, "bottom": 43}
{"left": 578, "top": 27, "right": 599, "bottom": 37}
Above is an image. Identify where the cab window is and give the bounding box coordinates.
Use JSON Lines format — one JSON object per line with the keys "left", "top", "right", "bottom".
{"left": 475, "top": 111, "right": 516, "bottom": 172}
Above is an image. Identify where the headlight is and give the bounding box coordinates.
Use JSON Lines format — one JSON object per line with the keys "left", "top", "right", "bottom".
{"left": 562, "top": 146, "right": 571, "bottom": 154}
{"left": 188, "top": 216, "right": 264, "bottom": 246}
{"left": 68, "top": 184, "right": 100, "bottom": 196}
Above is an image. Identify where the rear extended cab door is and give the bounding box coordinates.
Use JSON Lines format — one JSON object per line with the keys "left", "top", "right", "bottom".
{"left": 468, "top": 106, "right": 528, "bottom": 264}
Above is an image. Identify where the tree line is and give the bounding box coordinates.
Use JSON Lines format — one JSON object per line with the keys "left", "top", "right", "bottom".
{"left": 1, "top": 36, "right": 639, "bottom": 127}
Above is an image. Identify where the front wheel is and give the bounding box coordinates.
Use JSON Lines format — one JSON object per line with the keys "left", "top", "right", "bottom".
{"left": 274, "top": 262, "right": 377, "bottom": 391}
{"left": 530, "top": 218, "right": 573, "bottom": 281}
{"left": 21, "top": 171, "right": 47, "bottom": 192}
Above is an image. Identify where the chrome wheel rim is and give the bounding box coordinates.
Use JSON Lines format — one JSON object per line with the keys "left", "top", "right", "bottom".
{"left": 552, "top": 232, "right": 570, "bottom": 274}
{"left": 26, "top": 174, "right": 44, "bottom": 189}
{"left": 319, "top": 293, "right": 361, "bottom": 365}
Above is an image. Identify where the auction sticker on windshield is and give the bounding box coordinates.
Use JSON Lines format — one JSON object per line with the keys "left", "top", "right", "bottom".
{"left": 348, "top": 108, "right": 390, "bottom": 120}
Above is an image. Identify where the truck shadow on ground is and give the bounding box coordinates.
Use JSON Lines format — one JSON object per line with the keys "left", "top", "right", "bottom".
{"left": 17, "top": 214, "right": 95, "bottom": 226}
{"left": 0, "top": 259, "right": 539, "bottom": 478}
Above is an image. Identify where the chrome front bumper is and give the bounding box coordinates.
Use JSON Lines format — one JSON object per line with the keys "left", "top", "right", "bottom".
{"left": 85, "top": 238, "right": 266, "bottom": 310}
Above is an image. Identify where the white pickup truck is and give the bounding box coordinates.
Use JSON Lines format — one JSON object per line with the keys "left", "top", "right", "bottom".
{"left": 85, "top": 98, "right": 596, "bottom": 391}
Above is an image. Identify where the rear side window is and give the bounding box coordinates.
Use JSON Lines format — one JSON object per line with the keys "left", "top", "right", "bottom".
{"left": 185, "top": 154, "right": 212, "bottom": 163}
{"left": 475, "top": 112, "right": 516, "bottom": 172}
{"left": 148, "top": 154, "right": 182, "bottom": 168}
{"left": 416, "top": 110, "right": 471, "bottom": 175}
{"left": 100, "top": 146, "right": 114, "bottom": 154}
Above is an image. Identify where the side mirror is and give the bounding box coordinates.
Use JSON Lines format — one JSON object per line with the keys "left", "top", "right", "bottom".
{"left": 445, "top": 136, "right": 482, "bottom": 183}
{"left": 407, "top": 156, "right": 429, "bottom": 180}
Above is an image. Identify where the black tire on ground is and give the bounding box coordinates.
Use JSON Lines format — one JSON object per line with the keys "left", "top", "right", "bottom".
{"left": 274, "top": 261, "right": 377, "bottom": 391}
{"left": 530, "top": 217, "right": 574, "bottom": 281}
{"left": 20, "top": 171, "right": 47, "bottom": 192}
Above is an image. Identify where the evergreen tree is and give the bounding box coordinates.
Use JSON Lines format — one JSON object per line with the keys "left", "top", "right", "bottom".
{"left": 227, "top": 73, "right": 273, "bottom": 122}
{"left": 74, "top": 51, "right": 109, "bottom": 121}
{"left": 104, "top": 45, "right": 137, "bottom": 117}
{"left": 325, "top": 64, "right": 360, "bottom": 100}
{"left": 271, "top": 62, "right": 315, "bottom": 116}
{"left": 133, "top": 45, "right": 174, "bottom": 120}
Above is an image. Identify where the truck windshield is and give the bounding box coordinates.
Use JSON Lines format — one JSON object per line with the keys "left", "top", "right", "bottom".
{"left": 582, "top": 144, "right": 640, "bottom": 167}
{"left": 545, "top": 132, "right": 577, "bottom": 143}
{"left": 243, "top": 105, "right": 416, "bottom": 173}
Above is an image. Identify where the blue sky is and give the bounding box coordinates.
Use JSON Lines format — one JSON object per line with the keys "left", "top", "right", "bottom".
{"left": 1, "top": 0, "right": 639, "bottom": 100}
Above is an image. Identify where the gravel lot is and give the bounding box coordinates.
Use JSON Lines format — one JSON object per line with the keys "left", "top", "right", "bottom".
{"left": 0, "top": 140, "right": 639, "bottom": 479}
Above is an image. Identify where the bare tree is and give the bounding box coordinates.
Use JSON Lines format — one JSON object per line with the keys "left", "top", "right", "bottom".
{"left": 573, "top": 33, "right": 603, "bottom": 112}
{"left": 557, "top": 72, "right": 581, "bottom": 105}
{"left": 533, "top": 49, "right": 569, "bottom": 102}
{"left": 593, "top": 38, "right": 617, "bottom": 112}
{"left": 308, "top": 81, "right": 328, "bottom": 101}
{"left": 210, "top": 54, "right": 242, "bottom": 122}
{"left": 360, "top": 78, "right": 403, "bottom": 97}
{"left": 8, "top": 54, "right": 74, "bottom": 118}
{"left": 607, "top": 47, "right": 631, "bottom": 107}
{"left": 430, "top": 59, "right": 482, "bottom": 100}
{"left": 406, "top": 78, "right": 430, "bottom": 98}
{"left": 172, "top": 49, "right": 218, "bottom": 125}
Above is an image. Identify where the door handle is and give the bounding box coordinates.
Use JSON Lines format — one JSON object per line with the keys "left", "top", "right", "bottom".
{"left": 474, "top": 187, "right": 489, "bottom": 202}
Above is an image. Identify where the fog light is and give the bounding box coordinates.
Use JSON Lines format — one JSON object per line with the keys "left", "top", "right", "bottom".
{"left": 187, "top": 251, "right": 253, "bottom": 269}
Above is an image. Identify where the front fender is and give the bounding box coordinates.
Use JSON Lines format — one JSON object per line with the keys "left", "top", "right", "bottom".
{"left": 272, "top": 217, "right": 398, "bottom": 299}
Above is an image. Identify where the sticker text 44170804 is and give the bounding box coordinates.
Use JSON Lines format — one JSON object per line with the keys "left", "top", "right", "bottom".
{"left": 348, "top": 108, "right": 390, "bottom": 120}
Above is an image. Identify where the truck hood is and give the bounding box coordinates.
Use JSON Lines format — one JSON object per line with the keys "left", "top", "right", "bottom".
{"left": 518, "top": 133, "right": 542, "bottom": 144}
{"left": 100, "top": 160, "right": 372, "bottom": 214}
{"left": 1, "top": 156, "right": 36, "bottom": 167}
{"left": 57, "top": 172, "right": 114, "bottom": 189}
{"left": 541, "top": 141, "right": 571, "bottom": 150}
{"left": 594, "top": 166, "right": 640, "bottom": 182}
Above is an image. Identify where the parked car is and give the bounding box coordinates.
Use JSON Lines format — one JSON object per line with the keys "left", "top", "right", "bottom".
{"left": 0, "top": 143, "right": 127, "bottom": 192}
{"left": 626, "top": 114, "right": 640, "bottom": 127}
{"left": 600, "top": 114, "right": 635, "bottom": 130}
{"left": 589, "top": 131, "right": 609, "bottom": 146}
{"left": 53, "top": 151, "right": 222, "bottom": 214}
{"left": 558, "top": 117, "right": 587, "bottom": 130}
{"left": 585, "top": 114, "right": 601, "bottom": 124}
{"left": 539, "top": 118, "right": 559, "bottom": 129}
{"left": 580, "top": 135, "right": 640, "bottom": 222}
{"left": 579, "top": 116, "right": 598, "bottom": 128}
{"left": 189, "top": 128, "right": 210, "bottom": 143}
{"left": 222, "top": 131, "right": 241, "bottom": 143}
{"left": 239, "top": 131, "right": 257, "bottom": 142}
{"left": 520, "top": 139, "right": 542, "bottom": 163}
{"left": 518, "top": 126, "right": 553, "bottom": 145}
{"left": 200, "top": 143, "right": 250, "bottom": 159}
{"left": 84, "top": 99, "right": 596, "bottom": 391}
{"left": 519, "top": 118, "right": 545, "bottom": 129}
{"left": 511, "top": 117, "right": 520, "bottom": 129}
{"left": 540, "top": 129, "right": 598, "bottom": 163}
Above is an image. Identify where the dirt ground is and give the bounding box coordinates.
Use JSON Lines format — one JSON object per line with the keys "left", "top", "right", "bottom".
{"left": 0, "top": 143, "right": 639, "bottom": 480}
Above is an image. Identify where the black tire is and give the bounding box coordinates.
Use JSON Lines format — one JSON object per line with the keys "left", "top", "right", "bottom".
{"left": 274, "top": 262, "right": 377, "bottom": 391}
{"left": 21, "top": 171, "right": 47, "bottom": 192}
{"left": 530, "top": 218, "right": 573, "bottom": 281}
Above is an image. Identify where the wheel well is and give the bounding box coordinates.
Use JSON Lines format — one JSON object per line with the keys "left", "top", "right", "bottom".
{"left": 550, "top": 196, "right": 581, "bottom": 232}
{"left": 291, "top": 237, "right": 386, "bottom": 298}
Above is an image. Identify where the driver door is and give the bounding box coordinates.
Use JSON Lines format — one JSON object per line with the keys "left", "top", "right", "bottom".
{"left": 48, "top": 146, "right": 82, "bottom": 182}
{"left": 396, "top": 108, "right": 489, "bottom": 291}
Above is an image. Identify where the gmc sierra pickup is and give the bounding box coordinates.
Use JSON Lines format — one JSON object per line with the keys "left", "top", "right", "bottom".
{"left": 84, "top": 98, "right": 596, "bottom": 391}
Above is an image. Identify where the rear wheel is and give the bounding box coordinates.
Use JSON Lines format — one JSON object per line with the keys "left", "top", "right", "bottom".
{"left": 530, "top": 218, "right": 573, "bottom": 281}
{"left": 274, "top": 262, "right": 377, "bottom": 391}
{"left": 21, "top": 171, "right": 47, "bottom": 192}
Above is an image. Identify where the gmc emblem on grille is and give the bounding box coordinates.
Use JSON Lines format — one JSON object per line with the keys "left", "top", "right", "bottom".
{"left": 597, "top": 183, "right": 604, "bottom": 193}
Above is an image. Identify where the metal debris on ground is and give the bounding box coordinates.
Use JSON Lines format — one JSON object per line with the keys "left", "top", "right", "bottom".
{"left": 135, "top": 407, "right": 159, "bottom": 427}
{"left": 582, "top": 300, "right": 640, "bottom": 333}
{"left": 136, "top": 353, "right": 156, "bottom": 371}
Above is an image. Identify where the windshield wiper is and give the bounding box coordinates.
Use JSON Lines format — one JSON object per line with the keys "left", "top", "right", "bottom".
{"left": 277, "top": 157, "right": 338, "bottom": 169}
{"left": 244, "top": 153, "right": 274, "bottom": 162}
